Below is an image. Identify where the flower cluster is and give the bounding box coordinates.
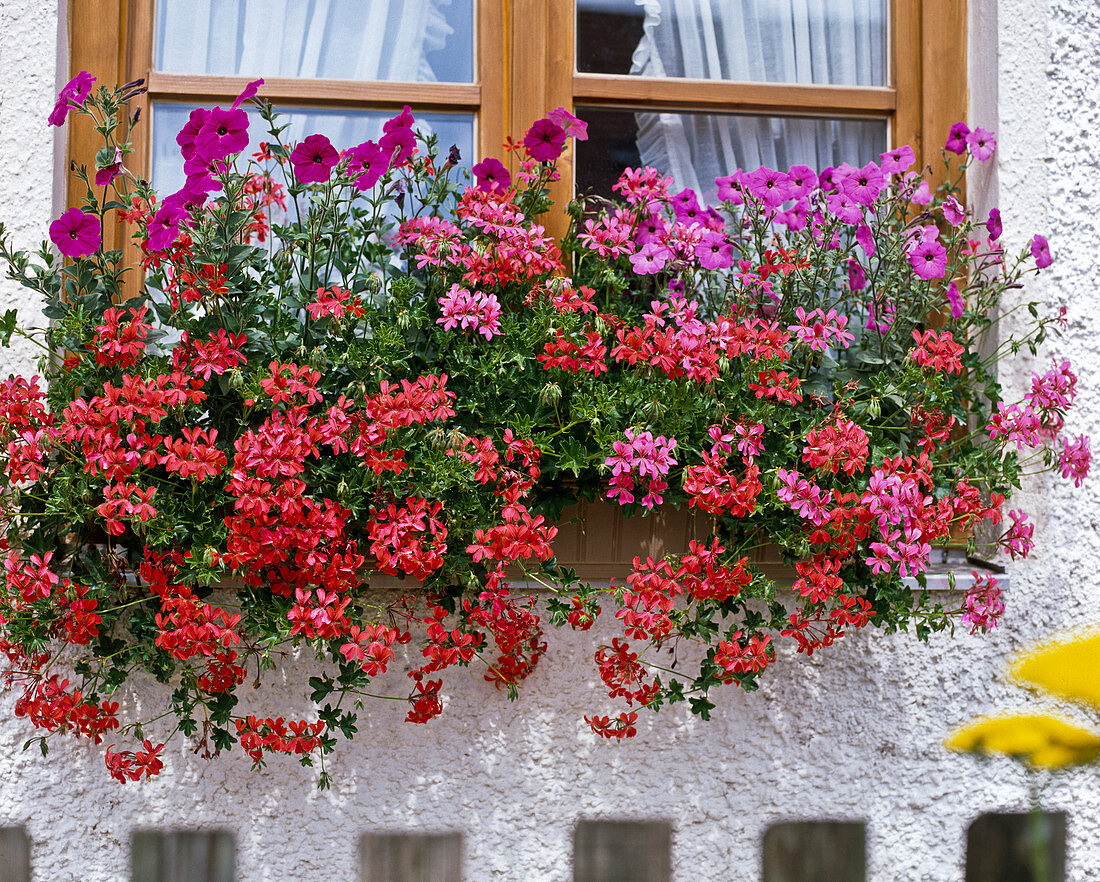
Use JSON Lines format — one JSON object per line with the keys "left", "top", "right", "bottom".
{"left": 0, "top": 74, "right": 1084, "bottom": 783}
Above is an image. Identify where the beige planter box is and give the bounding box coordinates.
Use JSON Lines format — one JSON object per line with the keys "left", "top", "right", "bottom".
{"left": 551, "top": 499, "right": 792, "bottom": 581}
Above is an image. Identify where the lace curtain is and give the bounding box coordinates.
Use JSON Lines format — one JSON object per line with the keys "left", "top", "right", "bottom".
{"left": 629, "top": 0, "right": 887, "bottom": 203}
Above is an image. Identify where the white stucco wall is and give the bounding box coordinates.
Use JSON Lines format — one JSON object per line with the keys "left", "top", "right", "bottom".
{"left": 1, "top": 0, "right": 1099, "bottom": 879}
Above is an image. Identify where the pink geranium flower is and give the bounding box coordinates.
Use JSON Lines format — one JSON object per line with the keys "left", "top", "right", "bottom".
{"left": 49, "top": 208, "right": 100, "bottom": 258}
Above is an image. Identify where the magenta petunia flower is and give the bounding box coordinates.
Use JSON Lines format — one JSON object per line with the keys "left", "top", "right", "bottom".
{"left": 95, "top": 148, "right": 124, "bottom": 187}
{"left": 944, "top": 121, "right": 970, "bottom": 154}
{"left": 714, "top": 170, "right": 744, "bottom": 204}
{"left": 629, "top": 241, "right": 670, "bottom": 275}
{"left": 907, "top": 237, "right": 947, "bottom": 280}
{"left": 48, "top": 71, "right": 96, "bottom": 127}
{"left": 786, "top": 164, "right": 818, "bottom": 198}
{"left": 176, "top": 108, "right": 211, "bottom": 161}
{"left": 194, "top": 106, "right": 250, "bottom": 162}
{"left": 695, "top": 231, "right": 734, "bottom": 270}
{"left": 346, "top": 140, "right": 387, "bottom": 191}
{"left": 966, "top": 127, "right": 996, "bottom": 161}
{"left": 1030, "top": 234, "right": 1053, "bottom": 269}
{"left": 946, "top": 281, "right": 964, "bottom": 318}
{"left": 879, "top": 145, "right": 915, "bottom": 175}
{"left": 379, "top": 126, "right": 416, "bottom": 168}
{"left": 848, "top": 258, "right": 866, "bottom": 291}
{"left": 744, "top": 166, "right": 793, "bottom": 208}
{"left": 825, "top": 192, "right": 863, "bottom": 225}
{"left": 49, "top": 208, "right": 101, "bottom": 257}
{"left": 523, "top": 118, "right": 567, "bottom": 162}
{"left": 942, "top": 195, "right": 966, "bottom": 226}
{"left": 231, "top": 78, "right": 264, "bottom": 110}
{"left": 547, "top": 106, "right": 589, "bottom": 141}
{"left": 383, "top": 105, "right": 414, "bottom": 135}
{"left": 290, "top": 134, "right": 340, "bottom": 183}
{"left": 472, "top": 157, "right": 511, "bottom": 193}
{"left": 841, "top": 161, "right": 884, "bottom": 206}
{"left": 855, "top": 222, "right": 876, "bottom": 257}
{"left": 986, "top": 208, "right": 1002, "bottom": 240}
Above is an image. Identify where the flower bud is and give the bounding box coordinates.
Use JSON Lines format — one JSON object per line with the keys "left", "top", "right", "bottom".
{"left": 226, "top": 369, "right": 244, "bottom": 390}
{"left": 540, "top": 382, "right": 562, "bottom": 406}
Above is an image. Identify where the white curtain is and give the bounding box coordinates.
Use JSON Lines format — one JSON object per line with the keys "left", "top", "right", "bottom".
{"left": 630, "top": 0, "right": 887, "bottom": 204}
{"left": 155, "top": 0, "right": 464, "bottom": 83}
{"left": 151, "top": 0, "right": 474, "bottom": 191}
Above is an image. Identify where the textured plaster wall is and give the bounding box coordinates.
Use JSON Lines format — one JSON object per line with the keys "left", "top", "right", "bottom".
{"left": 1, "top": 0, "right": 1100, "bottom": 879}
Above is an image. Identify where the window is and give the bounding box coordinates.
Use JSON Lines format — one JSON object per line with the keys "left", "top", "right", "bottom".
{"left": 762, "top": 820, "right": 866, "bottom": 882}
{"left": 573, "top": 819, "right": 672, "bottom": 882}
{"left": 966, "top": 812, "right": 1067, "bottom": 882}
{"left": 0, "top": 826, "right": 30, "bottom": 882}
{"left": 131, "top": 829, "right": 235, "bottom": 882}
{"left": 359, "top": 831, "right": 463, "bottom": 882}
{"left": 69, "top": 0, "right": 965, "bottom": 242}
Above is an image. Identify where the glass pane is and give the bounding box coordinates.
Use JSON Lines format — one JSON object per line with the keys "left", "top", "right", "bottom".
{"left": 575, "top": 106, "right": 888, "bottom": 205}
{"left": 577, "top": 0, "right": 887, "bottom": 87}
{"left": 151, "top": 103, "right": 474, "bottom": 198}
{"left": 155, "top": 0, "right": 474, "bottom": 83}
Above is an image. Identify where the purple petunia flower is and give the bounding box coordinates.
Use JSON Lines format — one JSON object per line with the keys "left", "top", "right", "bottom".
{"left": 907, "top": 236, "right": 948, "bottom": 280}
{"left": 744, "top": 167, "right": 792, "bottom": 208}
{"left": 472, "top": 157, "right": 511, "bottom": 193}
{"left": 176, "top": 108, "right": 211, "bottom": 161}
{"left": 290, "top": 134, "right": 340, "bottom": 183}
{"left": 548, "top": 106, "right": 588, "bottom": 141}
{"left": 855, "top": 222, "right": 876, "bottom": 257}
{"left": 194, "top": 106, "right": 250, "bottom": 162}
{"left": 825, "top": 192, "right": 863, "bottom": 225}
{"left": 714, "top": 171, "right": 744, "bottom": 205}
{"left": 695, "top": 231, "right": 734, "bottom": 270}
{"left": 942, "top": 196, "right": 966, "bottom": 226}
{"left": 848, "top": 258, "right": 866, "bottom": 291}
{"left": 946, "top": 281, "right": 964, "bottom": 318}
{"left": 786, "top": 164, "right": 818, "bottom": 198}
{"left": 841, "top": 161, "right": 885, "bottom": 207}
{"left": 1031, "top": 234, "right": 1053, "bottom": 269}
{"left": 630, "top": 241, "right": 670, "bottom": 275}
{"left": 49, "top": 208, "right": 100, "bottom": 257}
{"left": 347, "top": 140, "right": 387, "bottom": 191}
{"left": 48, "top": 71, "right": 96, "bottom": 127}
{"left": 966, "top": 127, "right": 996, "bottom": 161}
{"left": 818, "top": 166, "right": 839, "bottom": 193}
{"left": 945, "top": 121, "right": 970, "bottom": 154}
{"left": 231, "top": 78, "right": 264, "bottom": 110}
{"left": 523, "top": 118, "right": 567, "bottom": 162}
{"left": 880, "top": 145, "right": 915, "bottom": 175}
{"left": 379, "top": 127, "right": 416, "bottom": 168}
{"left": 986, "top": 208, "right": 1002, "bottom": 241}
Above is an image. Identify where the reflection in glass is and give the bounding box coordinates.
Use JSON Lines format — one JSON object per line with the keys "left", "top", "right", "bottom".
{"left": 151, "top": 103, "right": 474, "bottom": 198}
{"left": 155, "top": 0, "right": 474, "bottom": 83}
{"left": 575, "top": 107, "right": 888, "bottom": 205}
{"left": 577, "top": 0, "right": 886, "bottom": 87}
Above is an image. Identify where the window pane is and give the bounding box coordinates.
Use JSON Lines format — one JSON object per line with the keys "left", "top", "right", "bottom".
{"left": 573, "top": 820, "right": 671, "bottom": 882}
{"left": 577, "top": 0, "right": 887, "bottom": 87}
{"left": 0, "top": 827, "right": 30, "bottom": 882}
{"left": 762, "top": 821, "right": 866, "bottom": 882}
{"left": 966, "top": 812, "right": 1066, "bottom": 882}
{"left": 575, "top": 107, "right": 888, "bottom": 205}
{"left": 131, "top": 830, "right": 234, "bottom": 882}
{"left": 359, "top": 832, "right": 463, "bottom": 882}
{"left": 151, "top": 103, "right": 474, "bottom": 197}
{"left": 155, "top": 0, "right": 475, "bottom": 83}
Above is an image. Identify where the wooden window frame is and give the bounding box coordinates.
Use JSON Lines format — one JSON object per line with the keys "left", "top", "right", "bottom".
{"left": 67, "top": 0, "right": 966, "bottom": 244}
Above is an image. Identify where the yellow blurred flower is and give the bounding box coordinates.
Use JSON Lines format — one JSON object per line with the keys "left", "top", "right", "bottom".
{"left": 1010, "top": 626, "right": 1100, "bottom": 710}
{"left": 944, "top": 713, "right": 1100, "bottom": 769}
